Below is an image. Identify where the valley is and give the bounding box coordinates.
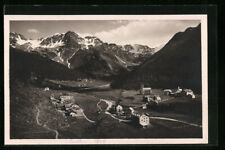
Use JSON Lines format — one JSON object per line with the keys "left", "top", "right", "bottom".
{"left": 10, "top": 78, "right": 202, "bottom": 139}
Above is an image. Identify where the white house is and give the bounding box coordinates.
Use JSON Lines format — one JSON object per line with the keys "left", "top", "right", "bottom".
{"left": 116, "top": 105, "right": 123, "bottom": 114}
{"left": 163, "top": 89, "right": 172, "bottom": 95}
{"left": 139, "top": 114, "right": 150, "bottom": 127}
{"left": 50, "top": 95, "right": 55, "bottom": 100}
{"left": 44, "top": 87, "right": 50, "bottom": 91}
{"left": 71, "top": 104, "right": 80, "bottom": 109}
{"left": 60, "top": 95, "right": 74, "bottom": 103}
{"left": 140, "top": 87, "right": 152, "bottom": 95}
{"left": 142, "top": 103, "right": 147, "bottom": 110}
{"left": 184, "top": 89, "right": 196, "bottom": 99}
{"left": 175, "top": 86, "right": 182, "bottom": 94}
{"left": 143, "top": 95, "right": 152, "bottom": 102}
{"left": 154, "top": 95, "right": 161, "bottom": 101}
{"left": 70, "top": 112, "right": 77, "bottom": 117}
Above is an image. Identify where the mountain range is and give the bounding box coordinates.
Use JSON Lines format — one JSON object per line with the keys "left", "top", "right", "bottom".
{"left": 10, "top": 24, "right": 201, "bottom": 92}
{"left": 10, "top": 31, "right": 154, "bottom": 70}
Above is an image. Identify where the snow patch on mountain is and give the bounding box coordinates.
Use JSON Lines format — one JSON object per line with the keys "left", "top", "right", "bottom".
{"left": 15, "top": 35, "right": 42, "bottom": 49}
{"left": 58, "top": 52, "right": 64, "bottom": 62}
{"left": 115, "top": 55, "right": 126, "bottom": 65}
{"left": 53, "top": 33, "right": 64, "bottom": 36}
{"left": 77, "top": 36, "right": 102, "bottom": 49}
{"left": 12, "top": 34, "right": 65, "bottom": 49}
{"left": 84, "top": 37, "right": 96, "bottom": 48}
{"left": 107, "top": 63, "right": 113, "bottom": 71}
{"left": 67, "top": 51, "right": 77, "bottom": 69}
{"left": 16, "top": 35, "right": 28, "bottom": 45}
{"left": 41, "top": 40, "right": 64, "bottom": 48}
{"left": 67, "top": 60, "right": 71, "bottom": 69}
{"left": 28, "top": 40, "right": 43, "bottom": 48}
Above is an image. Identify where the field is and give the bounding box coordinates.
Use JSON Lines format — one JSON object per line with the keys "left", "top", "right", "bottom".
{"left": 10, "top": 79, "right": 202, "bottom": 139}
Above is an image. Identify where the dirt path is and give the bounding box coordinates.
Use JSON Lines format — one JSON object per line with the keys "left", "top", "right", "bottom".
{"left": 36, "top": 107, "right": 41, "bottom": 126}
{"left": 149, "top": 116, "right": 202, "bottom": 128}
{"left": 36, "top": 106, "right": 59, "bottom": 139}
{"left": 83, "top": 83, "right": 111, "bottom": 90}
{"left": 82, "top": 111, "right": 96, "bottom": 123}
{"left": 97, "top": 100, "right": 102, "bottom": 111}
{"left": 96, "top": 84, "right": 111, "bottom": 88}
{"left": 43, "top": 123, "right": 59, "bottom": 139}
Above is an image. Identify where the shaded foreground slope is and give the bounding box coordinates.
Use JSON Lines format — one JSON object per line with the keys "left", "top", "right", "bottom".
{"left": 10, "top": 47, "right": 85, "bottom": 82}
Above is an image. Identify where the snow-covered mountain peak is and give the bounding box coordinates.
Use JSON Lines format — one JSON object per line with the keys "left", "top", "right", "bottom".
{"left": 10, "top": 31, "right": 157, "bottom": 70}
{"left": 81, "top": 36, "right": 103, "bottom": 48}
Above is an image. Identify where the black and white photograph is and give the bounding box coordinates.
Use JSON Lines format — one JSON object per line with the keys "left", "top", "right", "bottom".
{"left": 4, "top": 15, "right": 208, "bottom": 144}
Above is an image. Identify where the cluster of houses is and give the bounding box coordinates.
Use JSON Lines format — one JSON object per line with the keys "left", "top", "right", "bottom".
{"left": 107, "top": 102, "right": 131, "bottom": 118}
{"left": 142, "top": 95, "right": 162, "bottom": 109}
{"left": 139, "top": 85, "right": 162, "bottom": 109}
{"left": 140, "top": 85, "right": 196, "bottom": 102}
{"left": 50, "top": 95, "right": 83, "bottom": 117}
{"left": 103, "top": 99, "right": 150, "bottom": 128}
{"left": 163, "top": 86, "right": 196, "bottom": 99}
{"left": 100, "top": 85, "right": 161, "bottom": 127}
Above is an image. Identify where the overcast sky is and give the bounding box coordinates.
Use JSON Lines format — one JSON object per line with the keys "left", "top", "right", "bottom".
{"left": 10, "top": 20, "right": 200, "bottom": 47}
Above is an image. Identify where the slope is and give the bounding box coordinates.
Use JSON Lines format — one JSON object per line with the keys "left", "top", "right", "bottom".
{"left": 10, "top": 47, "right": 85, "bottom": 82}
{"left": 112, "top": 24, "right": 202, "bottom": 93}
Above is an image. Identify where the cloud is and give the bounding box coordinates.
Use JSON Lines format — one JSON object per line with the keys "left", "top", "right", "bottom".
{"left": 27, "top": 28, "right": 39, "bottom": 34}
{"left": 94, "top": 20, "right": 200, "bottom": 47}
